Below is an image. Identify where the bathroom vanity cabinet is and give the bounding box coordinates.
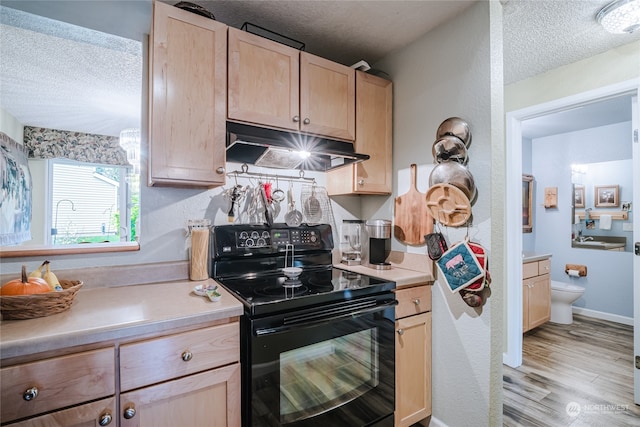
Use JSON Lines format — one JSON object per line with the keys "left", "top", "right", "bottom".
{"left": 522, "top": 258, "right": 551, "bottom": 332}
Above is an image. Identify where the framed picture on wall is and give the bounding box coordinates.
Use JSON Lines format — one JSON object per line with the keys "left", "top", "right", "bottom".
{"left": 574, "top": 185, "right": 585, "bottom": 208}
{"left": 522, "top": 174, "right": 533, "bottom": 233}
{"left": 594, "top": 185, "right": 619, "bottom": 208}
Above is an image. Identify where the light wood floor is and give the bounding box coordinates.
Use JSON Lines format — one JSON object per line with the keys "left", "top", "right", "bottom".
{"left": 503, "top": 314, "right": 640, "bottom": 426}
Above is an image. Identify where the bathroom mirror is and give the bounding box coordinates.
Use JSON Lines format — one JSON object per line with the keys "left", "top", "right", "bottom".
{"left": 0, "top": 2, "right": 149, "bottom": 257}
{"left": 570, "top": 159, "right": 633, "bottom": 252}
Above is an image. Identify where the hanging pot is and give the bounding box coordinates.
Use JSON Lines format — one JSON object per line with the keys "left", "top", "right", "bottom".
{"left": 432, "top": 135, "right": 468, "bottom": 164}
{"left": 428, "top": 161, "right": 476, "bottom": 201}
{"left": 436, "top": 117, "right": 471, "bottom": 147}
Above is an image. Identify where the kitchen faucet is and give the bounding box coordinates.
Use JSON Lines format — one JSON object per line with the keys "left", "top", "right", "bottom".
{"left": 578, "top": 236, "right": 594, "bottom": 242}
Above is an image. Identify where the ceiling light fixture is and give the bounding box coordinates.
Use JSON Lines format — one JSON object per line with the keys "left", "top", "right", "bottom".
{"left": 596, "top": 0, "right": 640, "bottom": 34}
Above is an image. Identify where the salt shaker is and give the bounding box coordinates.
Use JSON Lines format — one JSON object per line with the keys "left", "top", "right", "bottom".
{"left": 188, "top": 219, "right": 211, "bottom": 281}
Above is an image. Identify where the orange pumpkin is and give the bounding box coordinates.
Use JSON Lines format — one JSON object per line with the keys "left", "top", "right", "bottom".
{"left": 1, "top": 265, "right": 51, "bottom": 296}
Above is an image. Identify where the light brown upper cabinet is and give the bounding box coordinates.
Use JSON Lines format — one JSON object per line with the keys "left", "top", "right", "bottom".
{"left": 328, "top": 71, "right": 393, "bottom": 195}
{"left": 227, "top": 27, "right": 355, "bottom": 141}
{"left": 148, "top": 1, "right": 228, "bottom": 187}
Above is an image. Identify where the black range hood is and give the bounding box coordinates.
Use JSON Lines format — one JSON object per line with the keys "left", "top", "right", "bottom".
{"left": 226, "top": 122, "right": 370, "bottom": 172}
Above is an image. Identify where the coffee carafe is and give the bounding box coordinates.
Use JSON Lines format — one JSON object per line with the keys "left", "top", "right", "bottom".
{"left": 340, "top": 220, "right": 364, "bottom": 265}
{"left": 365, "top": 219, "right": 391, "bottom": 270}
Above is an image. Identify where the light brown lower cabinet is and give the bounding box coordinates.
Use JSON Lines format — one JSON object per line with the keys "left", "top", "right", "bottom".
{"left": 522, "top": 258, "right": 551, "bottom": 332}
{"left": 1, "top": 320, "right": 240, "bottom": 427}
{"left": 1, "top": 347, "right": 116, "bottom": 425}
{"left": 5, "top": 397, "right": 116, "bottom": 427}
{"left": 395, "top": 285, "right": 432, "bottom": 427}
{"left": 120, "top": 364, "right": 240, "bottom": 427}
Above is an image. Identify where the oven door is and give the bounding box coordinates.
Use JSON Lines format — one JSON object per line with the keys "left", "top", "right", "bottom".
{"left": 245, "top": 294, "right": 396, "bottom": 427}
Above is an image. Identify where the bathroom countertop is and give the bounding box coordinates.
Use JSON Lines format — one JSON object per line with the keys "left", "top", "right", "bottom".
{"left": 522, "top": 251, "right": 553, "bottom": 263}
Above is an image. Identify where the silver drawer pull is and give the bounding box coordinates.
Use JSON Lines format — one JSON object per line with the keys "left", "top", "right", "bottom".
{"left": 292, "top": 115, "right": 300, "bottom": 123}
{"left": 123, "top": 406, "right": 136, "bottom": 419}
{"left": 397, "top": 329, "right": 404, "bottom": 336}
{"left": 99, "top": 412, "right": 113, "bottom": 426}
{"left": 23, "top": 386, "right": 38, "bottom": 401}
{"left": 413, "top": 299, "right": 421, "bottom": 305}
{"left": 181, "top": 350, "right": 193, "bottom": 362}
{"left": 303, "top": 118, "right": 310, "bottom": 125}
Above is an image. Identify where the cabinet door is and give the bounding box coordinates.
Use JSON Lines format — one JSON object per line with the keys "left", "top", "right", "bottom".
{"left": 327, "top": 72, "right": 392, "bottom": 195}
{"left": 522, "top": 282, "right": 530, "bottom": 332}
{"left": 120, "top": 363, "right": 240, "bottom": 427}
{"left": 395, "top": 312, "right": 432, "bottom": 427}
{"left": 527, "top": 274, "right": 551, "bottom": 330}
{"left": 148, "top": 1, "right": 227, "bottom": 187}
{"left": 300, "top": 52, "right": 355, "bottom": 140}
{"left": 227, "top": 28, "right": 299, "bottom": 131}
{"left": 6, "top": 397, "right": 116, "bottom": 427}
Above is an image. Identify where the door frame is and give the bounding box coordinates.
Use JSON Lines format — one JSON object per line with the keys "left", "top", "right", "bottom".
{"left": 504, "top": 78, "right": 640, "bottom": 370}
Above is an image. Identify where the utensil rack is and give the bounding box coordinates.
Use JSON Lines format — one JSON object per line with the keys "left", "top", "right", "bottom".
{"left": 227, "top": 164, "right": 316, "bottom": 184}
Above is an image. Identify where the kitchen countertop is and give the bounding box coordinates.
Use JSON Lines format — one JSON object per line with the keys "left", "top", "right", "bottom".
{"left": 522, "top": 251, "right": 552, "bottom": 263}
{"left": 0, "top": 279, "right": 243, "bottom": 360}
{"left": 333, "top": 251, "right": 435, "bottom": 288}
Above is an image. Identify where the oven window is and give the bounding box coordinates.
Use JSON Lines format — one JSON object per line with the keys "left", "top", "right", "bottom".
{"left": 279, "top": 328, "right": 378, "bottom": 424}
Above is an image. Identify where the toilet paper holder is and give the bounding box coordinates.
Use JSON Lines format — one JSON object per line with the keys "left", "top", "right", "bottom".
{"left": 565, "top": 264, "right": 587, "bottom": 277}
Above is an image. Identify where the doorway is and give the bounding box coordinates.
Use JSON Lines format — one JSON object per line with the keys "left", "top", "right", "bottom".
{"left": 504, "top": 79, "right": 640, "bottom": 405}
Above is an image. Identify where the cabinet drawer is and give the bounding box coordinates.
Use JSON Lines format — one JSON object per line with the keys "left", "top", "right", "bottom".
{"left": 395, "top": 286, "right": 431, "bottom": 319}
{"left": 1, "top": 347, "right": 115, "bottom": 423}
{"left": 120, "top": 322, "right": 239, "bottom": 391}
{"left": 522, "top": 261, "right": 538, "bottom": 279}
{"left": 538, "top": 259, "right": 550, "bottom": 276}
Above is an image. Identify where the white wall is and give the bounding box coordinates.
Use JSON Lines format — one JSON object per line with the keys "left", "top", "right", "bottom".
{"left": 531, "top": 122, "right": 633, "bottom": 318}
{"left": 375, "top": 2, "right": 503, "bottom": 425}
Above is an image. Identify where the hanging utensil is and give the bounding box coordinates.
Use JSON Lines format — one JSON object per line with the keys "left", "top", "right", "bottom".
{"left": 284, "top": 182, "right": 303, "bottom": 227}
{"left": 227, "top": 185, "right": 244, "bottom": 222}
{"left": 260, "top": 182, "right": 273, "bottom": 226}
{"left": 303, "top": 183, "right": 322, "bottom": 223}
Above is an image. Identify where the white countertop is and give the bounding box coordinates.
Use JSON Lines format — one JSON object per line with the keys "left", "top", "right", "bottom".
{"left": 522, "top": 251, "right": 553, "bottom": 263}
{"left": 0, "top": 279, "right": 243, "bottom": 360}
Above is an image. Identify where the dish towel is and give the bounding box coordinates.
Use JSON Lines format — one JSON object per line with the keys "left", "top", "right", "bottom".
{"left": 599, "top": 214, "right": 612, "bottom": 230}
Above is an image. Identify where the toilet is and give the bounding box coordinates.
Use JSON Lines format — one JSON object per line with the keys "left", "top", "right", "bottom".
{"left": 550, "top": 281, "right": 585, "bottom": 324}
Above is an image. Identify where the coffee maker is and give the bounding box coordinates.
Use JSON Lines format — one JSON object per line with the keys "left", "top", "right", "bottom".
{"left": 365, "top": 219, "right": 391, "bottom": 270}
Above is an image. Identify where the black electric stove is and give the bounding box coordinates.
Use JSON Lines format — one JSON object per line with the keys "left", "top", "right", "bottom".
{"left": 211, "top": 223, "right": 396, "bottom": 317}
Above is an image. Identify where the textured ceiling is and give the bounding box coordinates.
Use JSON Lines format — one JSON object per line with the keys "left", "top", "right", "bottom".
{"left": 1, "top": 0, "right": 638, "bottom": 138}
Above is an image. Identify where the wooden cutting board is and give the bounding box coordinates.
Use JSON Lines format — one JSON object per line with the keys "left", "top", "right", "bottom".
{"left": 394, "top": 164, "right": 434, "bottom": 245}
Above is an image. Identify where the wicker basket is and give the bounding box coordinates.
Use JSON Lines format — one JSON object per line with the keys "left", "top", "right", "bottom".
{"left": 0, "top": 280, "right": 83, "bottom": 320}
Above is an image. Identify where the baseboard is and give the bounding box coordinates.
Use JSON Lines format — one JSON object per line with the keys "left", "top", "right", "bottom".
{"left": 572, "top": 307, "right": 633, "bottom": 326}
{"left": 428, "top": 416, "right": 448, "bottom": 427}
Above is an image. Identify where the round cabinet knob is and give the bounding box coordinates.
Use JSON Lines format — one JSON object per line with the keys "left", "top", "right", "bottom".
{"left": 292, "top": 116, "right": 300, "bottom": 123}
{"left": 397, "top": 329, "right": 404, "bottom": 336}
{"left": 123, "top": 406, "right": 136, "bottom": 420}
{"left": 99, "top": 412, "right": 113, "bottom": 426}
{"left": 413, "top": 299, "right": 421, "bottom": 305}
{"left": 181, "top": 351, "right": 193, "bottom": 362}
{"left": 23, "top": 386, "right": 38, "bottom": 401}
{"left": 358, "top": 179, "right": 365, "bottom": 186}
{"left": 303, "top": 118, "right": 310, "bottom": 125}
{"left": 216, "top": 167, "right": 225, "bottom": 174}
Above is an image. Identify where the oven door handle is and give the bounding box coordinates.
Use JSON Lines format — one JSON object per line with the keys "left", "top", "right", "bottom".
{"left": 254, "top": 299, "right": 398, "bottom": 336}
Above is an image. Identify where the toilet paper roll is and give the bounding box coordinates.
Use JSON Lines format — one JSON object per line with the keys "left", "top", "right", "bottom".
{"left": 567, "top": 269, "right": 580, "bottom": 277}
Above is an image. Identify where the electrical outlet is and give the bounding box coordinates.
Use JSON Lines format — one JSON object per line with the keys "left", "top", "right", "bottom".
{"left": 622, "top": 222, "right": 633, "bottom": 232}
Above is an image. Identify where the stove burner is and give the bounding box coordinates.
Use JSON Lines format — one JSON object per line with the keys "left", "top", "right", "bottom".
{"left": 254, "top": 281, "right": 309, "bottom": 299}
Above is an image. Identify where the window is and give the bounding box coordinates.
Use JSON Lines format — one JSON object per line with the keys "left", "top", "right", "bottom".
{"left": 48, "top": 159, "right": 139, "bottom": 245}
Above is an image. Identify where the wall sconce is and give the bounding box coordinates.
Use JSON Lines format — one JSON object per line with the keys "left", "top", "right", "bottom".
{"left": 597, "top": 0, "right": 640, "bottom": 34}
{"left": 119, "top": 128, "right": 141, "bottom": 174}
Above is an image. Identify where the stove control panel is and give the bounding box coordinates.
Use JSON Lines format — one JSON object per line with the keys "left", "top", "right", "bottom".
{"left": 212, "top": 223, "right": 332, "bottom": 257}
